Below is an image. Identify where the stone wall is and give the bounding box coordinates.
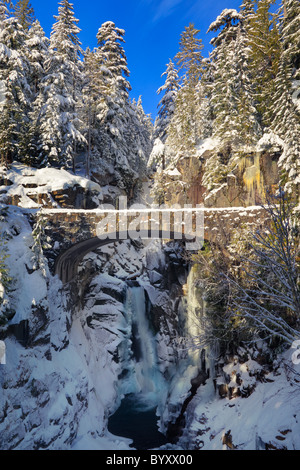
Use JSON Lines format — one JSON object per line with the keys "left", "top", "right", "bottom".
{"left": 38, "top": 206, "right": 268, "bottom": 278}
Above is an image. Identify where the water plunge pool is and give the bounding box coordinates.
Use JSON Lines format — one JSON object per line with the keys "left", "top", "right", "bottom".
{"left": 108, "top": 394, "right": 169, "bottom": 450}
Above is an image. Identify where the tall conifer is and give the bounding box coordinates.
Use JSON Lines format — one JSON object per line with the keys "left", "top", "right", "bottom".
{"left": 13, "top": 0, "right": 35, "bottom": 30}
{"left": 37, "top": 0, "right": 85, "bottom": 168}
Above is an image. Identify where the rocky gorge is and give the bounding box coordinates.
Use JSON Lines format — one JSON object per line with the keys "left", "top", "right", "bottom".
{"left": 0, "top": 152, "right": 299, "bottom": 451}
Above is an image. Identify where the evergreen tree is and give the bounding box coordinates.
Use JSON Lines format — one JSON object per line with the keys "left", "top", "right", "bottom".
{"left": 166, "top": 24, "right": 205, "bottom": 164}
{"left": 37, "top": 0, "right": 85, "bottom": 168}
{"left": 0, "top": 11, "right": 31, "bottom": 165}
{"left": 208, "top": 3, "right": 259, "bottom": 145}
{"left": 25, "top": 20, "right": 49, "bottom": 94}
{"left": 155, "top": 59, "right": 179, "bottom": 143}
{"left": 271, "top": 53, "right": 300, "bottom": 195}
{"left": 13, "top": 0, "right": 35, "bottom": 30}
{"left": 207, "top": 8, "right": 244, "bottom": 144}
{"left": 247, "top": 0, "right": 281, "bottom": 127}
{"left": 96, "top": 21, "right": 131, "bottom": 103}
{"left": 124, "top": 96, "right": 152, "bottom": 185}
{"left": 175, "top": 23, "right": 204, "bottom": 85}
{"left": 281, "top": 0, "right": 300, "bottom": 79}
{"left": 135, "top": 95, "right": 153, "bottom": 160}
{"left": 89, "top": 22, "right": 135, "bottom": 189}
{"left": 0, "top": 1, "right": 13, "bottom": 21}
{"left": 25, "top": 20, "right": 49, "bottom": 165}
{"left": 240, "top": 0, "right": 255, "bottom": 20}
{"left": 203, "top": 8, "right": 260, "bottom": 192}
{"left": 167, "top": 78, "right": 202, "bottom": 160}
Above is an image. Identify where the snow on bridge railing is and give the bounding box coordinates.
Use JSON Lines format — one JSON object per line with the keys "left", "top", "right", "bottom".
{"left": 39, "top": 202, "right": 268, "bottom": 252}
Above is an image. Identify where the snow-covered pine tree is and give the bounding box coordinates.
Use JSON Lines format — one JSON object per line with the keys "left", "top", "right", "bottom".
{"left": 0, "top": 1, "right": 12, "bottom": 20}
{"left": 89, "top": 21, "right": 139, "bottom": 192}
{"left": 246, "top": 0, "right": 281, "bottom": 128}
{"left": 271, "top": 53, "right": 300, "bottom": 195}
{"left": 167, "top": 78, "right": 201, "bottom": 162}
{"left": 207, "top": 8, "right": 243, "bottom": 144}
{"left": 234, "top": 22, "right": 261, "bottom": 147}
{"left": 81, "top": 47, "right": 95, "bottom": 178}
{"left": 83, "top": 23, "right": 151, "bottom": 196}
{"left": 122, "top": 96, "right": 152, "bottom": 190}
{"left": 25, "top": 20, "right": 49, "bottom": 95}
{"left": 0, "top": 7, "right": 32, "bottom": 165}
{"left": 37, "top": 0, "right": 85, "bottom": 169}
{"left": 154, "top": 59, "right": 179, "bottom": 144}
{"left": 175, "top": 23, "right": 204, "bottom": 85}
{"left": 25, "top": 20, "right": 49, "bottom": 165}
{"left": 166, "top": 24, "right": 205, "bottom": 165}
{"left": 95, "top": 21, "right": 131, "bottom": 118}
{"left": 203, "top": 8, "right": 260, "bottom": 192}
{"left": 240, "top": 0, "right": 255, "bottom": 20}
{"left": 135, "top": 96, "right": 153, "bottom": 162}
{"left": 281, "top": 0, "right": 300, "bottom": 80}
{"left": 13, "top": 0, "right": 35, "bottom": 30}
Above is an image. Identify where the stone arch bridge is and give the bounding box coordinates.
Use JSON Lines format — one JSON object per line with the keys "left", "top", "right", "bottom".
{"left": 36, "top": 206, "right": 267, "bottom": 284}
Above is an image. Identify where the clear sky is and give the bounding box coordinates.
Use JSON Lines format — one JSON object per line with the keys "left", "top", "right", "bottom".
{"left": 30, "top": 0, "right": 243, "bottom": 120}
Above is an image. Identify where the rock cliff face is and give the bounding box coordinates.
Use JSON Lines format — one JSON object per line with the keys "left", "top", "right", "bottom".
{"left": 155, "top": 143, "right": 281, "bottom": 208}
{"left": 204, "top": 150, "right": 280, "bottom": 208}
{"left": 0, "top": 201, "right": 195, "bottom": 449}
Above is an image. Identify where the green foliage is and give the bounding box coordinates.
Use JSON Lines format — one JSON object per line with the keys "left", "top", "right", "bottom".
{"left": 175, "top": 23, "right": 204, "bottom": 85}
{"left": 192, "top": 192, "right": 300, "bottom": 352}
{"left": 246, "top": 0, "right": 281, "bottom": 127}
{"left": 13, "top": 0, "right": 35, "bottom": 30}
{"left": 281, "top": 0, "right": 300, "bottom": 79}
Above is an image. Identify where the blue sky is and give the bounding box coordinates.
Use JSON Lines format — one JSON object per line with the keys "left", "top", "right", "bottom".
{"left": 30, "top": 0, "right": 243, "bottom": 120}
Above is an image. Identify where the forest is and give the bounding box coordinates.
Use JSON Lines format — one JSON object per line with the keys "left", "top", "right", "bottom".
{"left": 0, "top": 0, "right": 299, "bottom": 197}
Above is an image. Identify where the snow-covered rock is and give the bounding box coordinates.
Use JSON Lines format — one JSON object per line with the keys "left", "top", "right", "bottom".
{"left": 0, "top": 163, "right": 102, "bottom": 209}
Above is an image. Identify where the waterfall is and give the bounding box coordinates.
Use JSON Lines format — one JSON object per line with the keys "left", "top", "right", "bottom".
{"left": 108, "top": 284, "right": 169, "bottom": 449}
{"left": 121, "top": 285, "right": 165, "bottom": 407}
{"left": 130, "top": 286, "right": 157, "bottom": 395}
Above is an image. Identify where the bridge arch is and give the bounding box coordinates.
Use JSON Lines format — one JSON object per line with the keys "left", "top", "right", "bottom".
{"left": 54, "top": 231, "right": 197, "bottom": 284}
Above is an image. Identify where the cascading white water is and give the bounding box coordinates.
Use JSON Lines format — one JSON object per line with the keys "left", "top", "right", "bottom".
{"left": 108, "top": 285, "right": 169, "bottom": 449}
{"left": 131, "top": 286, "right": 157, "bottom": 394}
{"left": 122, "top": 285, "right": 166, "bottom": 407}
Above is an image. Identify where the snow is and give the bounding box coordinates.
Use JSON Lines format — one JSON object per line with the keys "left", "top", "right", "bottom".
{"left": 148, "top": 138, "right": 165, "bottom": 169}
{"left": 207, "top": 8, "right": 243, "bottom": 33}
{"left": 0, "top": 205, "right": 48, "bottom": 323}
{"left": 165, "top": 168, "right": 181, "bottom": 177}
{"left": 196, "top": 137, "right": 220, "bottom": 155}
{"left": 183, "top": 349, "right": 300, "bottom": 450}
{"left": 0, "top": 203, "right": 135, "bottom": 450}
{"left": 257, "top": 132, "right": 285, "bottom": 152}
{"left": 0, "top": 163, "right": 102, "bottom": 208}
